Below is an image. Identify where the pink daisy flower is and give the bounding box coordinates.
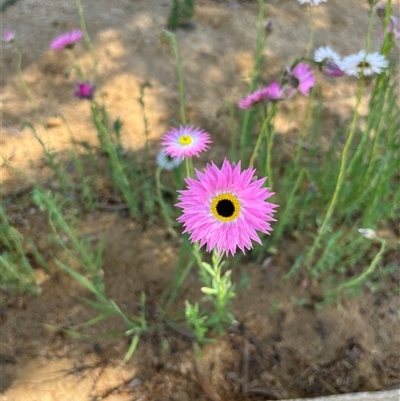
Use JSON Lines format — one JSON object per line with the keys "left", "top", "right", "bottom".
{"left": 50, "top": 29, "right": 83, "bottom": 51}
{"left": 74, "top": 81, "right": 96, "bottom": 100}
{"left": 161, "top": 125, "right": 211, "bottom": 159}
{"left": 176, "top": 159, "right": 277, "bottom": 256}
{"left": 284, "top": 62, "right": 315, "bottom": 97}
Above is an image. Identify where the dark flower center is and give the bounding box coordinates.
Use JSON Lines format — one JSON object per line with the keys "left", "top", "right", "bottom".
{"left": 357, "top": 61, "right": 371, "bottom": 69}
{"left": 211, "top": 193, "right": 241, "bottom": 222}
{"left": 288, "top": 75, "right": 300, "bottom": 88}
{"left": 216, "top": 199, "right": 235, "bottom": 218}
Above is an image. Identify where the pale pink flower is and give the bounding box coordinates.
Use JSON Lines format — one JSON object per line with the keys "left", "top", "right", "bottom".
{"left": 3, "top": 30, "right": 14, "bottom": 42}
{"left": 156, "top": 149, "right": 183, "bottom": 171}
{"left": 387, "top": 16, "right": 400, "bottom": 39}
{"left": 298, "top": 0, "right": 327, "bottom": 5}
{"left": 161, "top": 126, "right": 211, "bottom": 159}
{"left": 176, "top": 159, "right": 277, "bottom": 256}
{"left": 284, "top": 62, "right": 315, "bottom": 97}
{"left": 50, "top": 29, "right": 83, "bottom": 51}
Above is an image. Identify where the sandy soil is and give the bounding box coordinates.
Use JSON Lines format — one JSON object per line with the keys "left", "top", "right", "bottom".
{"left": 1, "top": 0, "right": 399, "bottom": 400}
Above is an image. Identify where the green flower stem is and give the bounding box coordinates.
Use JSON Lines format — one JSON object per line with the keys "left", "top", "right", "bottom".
{"left": 264, "top": 103, "right": 278, "bottom": 190}
{"left": 294, "top": 88, "right": 315, "bottom": 167}
{"left": 365, "top": 0, "right": 378, "bottom": 54}
{"left": 184, "top": 157, "right": 194, "bottom": 179}
{"left": 345, "top": 0, "right": 385, "bottom": 178}
{"left": 239, "top": 110, "right": 252, "bottom": 161}
{"left": 249, "top": 109, "right": 271, "bottom": 168}
{"left": 228, "top": 103, "right": 238, "bottom": 161}
{"left": 75, "top": 0, "right": 101, "bottom": 85}
{"left": 304, "top": 79, "right": 365, "bottom": 268}
{"left": 90, "top": 102, "right": 139, "bottom": 218}
{"left": 12, "top": 43, "right": 43, "bottom": 125}
{"left": 71, "top": 48, "right": 85, "bottom": 80}
{"left": 239, "top": 0, "right": 266, "bottom": 160}
{"left": 192, "top": 242, "right": 203, "bottom": 270}
{"left": 319, "top": 238, "right": 386, "bottom": 305}
{"left": 164, "top": 31, "right": 187, "bottom": 125}
{"left": 305, "top": 6, "right": 315, "bottom": 58}
{"left": 155, "top": 167, "right": 178, "bottom": 239}
{"left": 271, "top": 168, "right": 307, "bottom": 246}
{"left": 139, "top": 82, "right": 151, "bottom": 172}
{"left": 380, "top": 0, "right": 393, "bottom": 56}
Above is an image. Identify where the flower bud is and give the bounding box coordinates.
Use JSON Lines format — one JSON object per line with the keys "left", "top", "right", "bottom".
{"left": 322, "top": 60, "right": 344, "bottom": 77}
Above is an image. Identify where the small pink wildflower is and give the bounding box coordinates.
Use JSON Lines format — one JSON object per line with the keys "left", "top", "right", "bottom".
{"left": 3, "top": 30, "right": 14, "bottom": 42}
{"left": 74, "top": 81, "right": 96, "bottom": 100}
{"left": 265, "top": 81, "right": 284, "bottom": 100}
{"left": 284, "top": 62, "right": 315, "bottom": 97}
{"left": 50, "top": 29, "right": 83, "bottom": 51}
{"left": 176, "top": 159, "right": 277, "bottom": 256}
{"left": 161, "top": 125, "right": 211, "bottom": 159}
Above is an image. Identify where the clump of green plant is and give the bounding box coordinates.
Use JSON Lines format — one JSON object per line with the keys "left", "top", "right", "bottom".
{"left": 0, "top": 204, "right": 46, "bottom": 299}
{"left": 168, "top": 0, "right": 195, "bottom": 30}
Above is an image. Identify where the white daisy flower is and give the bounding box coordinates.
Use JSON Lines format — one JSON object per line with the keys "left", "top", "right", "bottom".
{"left": 314, "top": 46, "right": 341, "bottom": 64}
{"left": 298, "top": 0, "right": 327, "bottom": 6}
{"left": 156, "top": 148, "right": 183, "bottom": 171}
{"left": 341, "top": 50, "right": 389, "bottom": 77}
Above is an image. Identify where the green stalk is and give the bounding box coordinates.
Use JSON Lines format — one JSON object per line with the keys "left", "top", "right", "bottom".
{"left": 271, "top": 169, "right": 307, "bottom": 246}
{"left": 264, "top": 103, "right": 278, "bottom": 189}
{"left": 164, "top": 31, "right": 187, "bottom": 125}
{"left": 12, "top": 43, "right": 43, "bottom": 125}
{"left": 365, "top": 0, "right": 377, "bottom": 54}
{"left": 305, "top": 6, "right": 315, "bottom": 58}
{"left": 91, "top": 103, "right": 139, "bottom": 218}
{"left": 71, "top": 48, "right": 85, "bottom": 80}
{"left": 293, "top": 88, "right": 315, "bottom": 167}
{"left": 304, "top": 80, "right": 365, "bottom": 268}
{"left": 75, "top": 0, "right": 101, "bottom": 84}
{"left": 139, "top": 82, "right": 151, "bottom": 171}
{"left": 184, "top": 157, "right": 194, "bottom": 179}
{"left": 346, "top": 0, "right": 386, "bottom": 177}
{"left": 318, "top": 239, "right": 386, "bottom": 306}
{"left": 155, "top": 168, "right": 178, "bottom": 238}
{"left": 249, "top": 107, "right": 272, "bottom": 167}
{"left": 239, "top": 0, "right": 266, "bottom": 160}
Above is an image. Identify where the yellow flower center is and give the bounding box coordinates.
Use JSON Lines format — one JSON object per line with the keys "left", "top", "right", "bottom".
{"left": 178, "top": 135, "right": 193, "bottom": 146}
{"left": 210, "top": 193, "right": 241, "bottom": 222}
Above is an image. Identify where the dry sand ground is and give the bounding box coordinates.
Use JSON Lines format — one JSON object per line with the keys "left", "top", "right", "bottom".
{"left": 1, "top": 0, "right": 400, "bottom": 400}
